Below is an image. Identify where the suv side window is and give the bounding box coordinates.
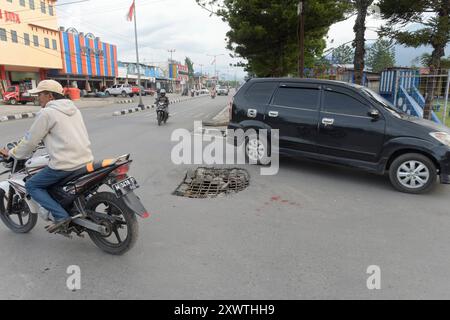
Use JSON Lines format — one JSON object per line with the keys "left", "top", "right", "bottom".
{"left": 244, "top": 82, "right": 277, "bottom": 104}
{"left": 272, "top": 87, "right": 319, "bottom": 111}
{"left": 323, "top": 89, "right": 370, "bottom": 117}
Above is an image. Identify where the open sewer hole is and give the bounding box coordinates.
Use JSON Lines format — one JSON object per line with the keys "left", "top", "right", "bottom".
{"left": 173, "top": 167, "right": 250, "bottom": 199}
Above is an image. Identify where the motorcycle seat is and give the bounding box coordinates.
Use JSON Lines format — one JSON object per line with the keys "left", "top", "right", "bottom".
{"left": 57, "top": 159, "right": 117, "bottom": 186}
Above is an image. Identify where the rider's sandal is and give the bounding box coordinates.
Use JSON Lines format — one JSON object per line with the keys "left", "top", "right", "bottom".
{"left": 45, "top": 218, "right": 71, "bottom": 234}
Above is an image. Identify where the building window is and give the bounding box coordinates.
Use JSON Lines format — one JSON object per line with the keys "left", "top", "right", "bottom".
{"left": 24, "top": 33, "right": 30, "bottom": 46}
{"left": 20, "top": 0, "right": 26, "bottom": 6}
{"left": 49, "top": 5, "right": 54, "bottom": 16}
{"left": 29, "top": 0, "right": 35, "bottom": 10}
{"left": 0, "top": 29, "right": 7, "bottom": 41}
{"left": 52, "top": 39, "right": 57, "bottom": 50}
{"left": 41, "top": 1, "right": 46, "bottom": 14}
{"left": 44, "top": 37, "right": 50, "bottom": 49}
{"left": 33, "top": 35, "right": 39, "bottom": 47}
{"left": 11, "top": 30, "right": 18, "bottom": 43}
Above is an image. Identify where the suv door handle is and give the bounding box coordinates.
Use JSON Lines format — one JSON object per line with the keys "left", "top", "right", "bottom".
{"left": 322, "top": 118, "right": 335, "bottom": 126}
{"left": 268, "top": 111, "right": 279, "bottom": 118}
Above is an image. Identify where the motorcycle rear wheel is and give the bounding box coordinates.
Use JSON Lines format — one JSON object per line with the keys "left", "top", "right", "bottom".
{"left": 85, "top": 192, "right": 138, "bottom": 255}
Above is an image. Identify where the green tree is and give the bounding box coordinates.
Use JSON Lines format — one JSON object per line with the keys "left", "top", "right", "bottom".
{"left": 365, "top": 39, "right": 396, "bottom": 73}
{"left": 196, "top": 0, "right": 350, "bottom": 77}
{"left": 349, "top": 0, "right": 375, "bottom": 85}
{"left": 331, "top": 44, "right": 354, "bottom": 64}
{"left": 185, "top": 57, "right": 195, "bottom": 78}
{"left": 378, "top": 0, "right": 450, "bottom": 119}
{"left": 413, "top": 53, "right": 450, "bottom": 69}
{"left": 185, "top": 57, "right": 195, "bottom": 88}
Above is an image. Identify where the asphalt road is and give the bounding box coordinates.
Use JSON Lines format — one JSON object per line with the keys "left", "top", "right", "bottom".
{"left": 1, "top": 95, "right": 450, "bottom": 300}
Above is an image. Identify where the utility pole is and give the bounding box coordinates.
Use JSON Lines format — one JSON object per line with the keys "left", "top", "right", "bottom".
{"left": 168, "top": 49, "right": 176, "bottom": 92}
{"left": 168, "top": 49, "right": 176, "bottom": 63}
{"left": 207, "top": 54, "right": 225, "bottom": 85}
{"left": 132, "top": 0, "right": 144, "bottom": 108}
{"left": 198, "top": 63, "right": 204, "bottom": 89}
{"left": 298, "top": 0, "right": 305, "bottom": 78}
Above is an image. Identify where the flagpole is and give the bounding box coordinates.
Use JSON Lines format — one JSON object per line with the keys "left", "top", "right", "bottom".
{"left": 133, "top": 0, "right": 144, "bottom": 108}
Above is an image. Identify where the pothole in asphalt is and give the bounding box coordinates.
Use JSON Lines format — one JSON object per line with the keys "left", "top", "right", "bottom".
{"left": 173, "top": 167, "right": 250, "bottom": 199}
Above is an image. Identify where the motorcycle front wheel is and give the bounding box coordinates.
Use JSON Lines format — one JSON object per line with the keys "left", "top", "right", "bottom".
{"left": 0, "top": 189, "right": 38, "bottom": 234}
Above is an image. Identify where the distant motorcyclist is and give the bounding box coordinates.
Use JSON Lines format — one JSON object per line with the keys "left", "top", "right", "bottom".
{"left": 155, "top": 88, "right": 169, "bottom": 105}
{"left": 155, "top": 89, "right": 169, "bottom": 113}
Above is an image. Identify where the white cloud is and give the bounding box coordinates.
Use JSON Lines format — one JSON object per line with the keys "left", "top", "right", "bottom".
{"left": 57, "top": 0, "right": 244, "bottom": 80}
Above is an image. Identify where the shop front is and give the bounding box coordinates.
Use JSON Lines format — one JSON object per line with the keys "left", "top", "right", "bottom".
{"left": 48, "top": 27, "right": 118, "bottom": 93}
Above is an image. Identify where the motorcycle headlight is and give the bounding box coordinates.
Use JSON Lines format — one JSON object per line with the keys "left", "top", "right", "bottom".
{"left": 430, "top": 132, "right": 450, "bottom": 147}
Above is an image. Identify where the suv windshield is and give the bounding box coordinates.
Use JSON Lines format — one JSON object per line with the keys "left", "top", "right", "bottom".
{"left": 6, "top": 87, "right": 16, "bottom": 92}
{"left": 361, "top": 87, "right": 406, "bottom": 118}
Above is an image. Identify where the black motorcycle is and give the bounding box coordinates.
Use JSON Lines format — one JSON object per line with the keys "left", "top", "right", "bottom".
{"left": 0, "top": 143, "right": 149, "bottom": 255}
{"left": 156, "top": 101, "right": 169, "bottom": 126}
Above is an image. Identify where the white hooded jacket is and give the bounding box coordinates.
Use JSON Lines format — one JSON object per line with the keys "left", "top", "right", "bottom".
{"left": 9, "top": 99, "right": 94, "bottom": 171}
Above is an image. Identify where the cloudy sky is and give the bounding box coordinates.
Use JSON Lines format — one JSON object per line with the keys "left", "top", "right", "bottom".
{"left": 57, "top": 0, "right": 443, "bottom": 79}
{"left": 58, "top": 0, "right": 242, "bottom": 80}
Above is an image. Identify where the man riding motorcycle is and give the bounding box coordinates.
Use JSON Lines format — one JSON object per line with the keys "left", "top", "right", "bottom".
{"left": 0, "top": 80, "right": 94, "bottom": 233}
{"left": 155, "top": 88, "right": 169, "bottom": 114}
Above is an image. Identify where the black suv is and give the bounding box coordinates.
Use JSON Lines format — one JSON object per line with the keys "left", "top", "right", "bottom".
{"left": 228, "top": 78, "right": 450, "bottom": 194}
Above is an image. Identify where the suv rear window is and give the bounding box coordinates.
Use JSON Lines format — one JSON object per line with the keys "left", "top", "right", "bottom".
{"left": 244, "top": 82, "right": 277, "bottom": 104}
{"left": 272, "top": 87, "right": 319, "bottom": 110}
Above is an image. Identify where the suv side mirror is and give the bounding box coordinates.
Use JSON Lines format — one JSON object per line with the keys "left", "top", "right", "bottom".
{"left": 368, "top": 109, "right": 380, "bottom": 119}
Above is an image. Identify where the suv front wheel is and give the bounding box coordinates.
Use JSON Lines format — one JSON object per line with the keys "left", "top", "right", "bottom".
{"left": 245, "top": 132, "right": 270, "bottom": 165}
{"left": 389, "top": 153, "right": 437, "bottom": 194}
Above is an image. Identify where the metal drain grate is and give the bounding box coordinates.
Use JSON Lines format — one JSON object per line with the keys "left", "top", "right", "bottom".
{"left": 174, "top": 167, "right": 250, "bottom": 198}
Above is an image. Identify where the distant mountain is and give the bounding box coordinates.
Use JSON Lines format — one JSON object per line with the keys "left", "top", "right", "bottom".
{"left": 394, "top": 44, "right": 450, "bottom": 67}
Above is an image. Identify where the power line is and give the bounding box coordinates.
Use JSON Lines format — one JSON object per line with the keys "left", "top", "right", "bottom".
{"left": 1, "top": 29, "right": 116, "bottom": 72}
{"left": 0, "top": 0, "right": 178, "bottom": 63}
{"left": 2, "top": 0, "right": 91, "bottom": 15}
{"left": 0, "top": 0, "right": 166, "bottom": 27}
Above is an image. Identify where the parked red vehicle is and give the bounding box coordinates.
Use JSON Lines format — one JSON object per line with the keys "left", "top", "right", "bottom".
{"left": 131, "top": 86, "right": 155, "bottom": 97}
{"left": 2, "top": 85, "right": 38, "bottom": 105}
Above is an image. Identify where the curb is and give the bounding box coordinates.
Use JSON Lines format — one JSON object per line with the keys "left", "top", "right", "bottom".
{"left": 112, "top": 94, "right": 209, "bottom": 117}
{"left": 117, "top": 99, "right": 135, "bottom": 104}
{"left": 203, "top": 105, "right": 230, "bottom": 127}
{"left": 113, "top": 105, "right": 152, "bottom": 116}
{"left": 196, "top": 126, "right": 228, "bottom": 137}
{"left": 0, "top": 112, "right": 37, "bottom": 123}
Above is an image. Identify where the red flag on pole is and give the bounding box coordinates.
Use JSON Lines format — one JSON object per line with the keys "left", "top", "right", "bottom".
{"left": 126, "top": 0, "right": 135, "bottom": 21}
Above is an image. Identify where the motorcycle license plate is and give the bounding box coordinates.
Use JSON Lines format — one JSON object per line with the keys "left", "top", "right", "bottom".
{"left": 112, "top": 177, "right": 138, "bottom": 197}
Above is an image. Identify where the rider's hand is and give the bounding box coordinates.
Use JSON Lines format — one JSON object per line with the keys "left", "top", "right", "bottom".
{"left": 0, "top": 148, "right": 9, "bottom": 158}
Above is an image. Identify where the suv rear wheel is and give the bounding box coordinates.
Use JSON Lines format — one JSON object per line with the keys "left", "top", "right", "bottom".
{"left": 389, "top": 153, "right": 437, "bottom": 194}
{"left": 121, "top": 91, "right": 128, "bottom": 98}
